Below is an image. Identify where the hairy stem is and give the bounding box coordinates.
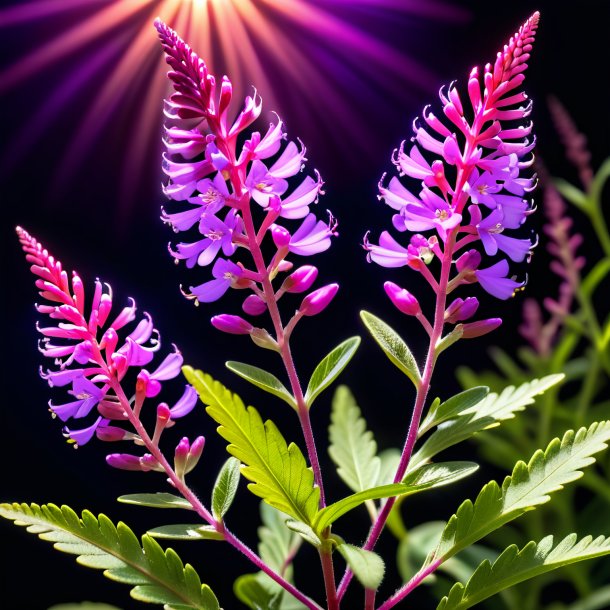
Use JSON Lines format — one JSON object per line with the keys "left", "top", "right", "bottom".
{"left": 376, "top": 560, "right": 443, "bottom": 610}
{"left": 320, "top": 544, "right": 339, "bottom": 610}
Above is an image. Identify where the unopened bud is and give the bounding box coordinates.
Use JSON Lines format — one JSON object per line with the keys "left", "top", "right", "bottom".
{"left": 271, "top": 225, "right": 291, "bottom": 248}
{"left": 384, "top": 281, "right": 421, "bottom": 316}
{"left": 456, "top": 249, "right": 482, "bottom": 273}
{"left": 445, "top": 297, "right": 479, "bottom": 323}
{"left": 211, "top": 314, "right": 254, "bottom": 335}
{"left": 282, "top": 265, "right": 318, "bottom": 294}
{"left": 460, "top": 318, "right": 502, "bottom": 339}
{"left": 299, "top": 284, "right": 339, "bottom": 316}
{"left": 242, "top": 295, "right": 267, "bottom": 316}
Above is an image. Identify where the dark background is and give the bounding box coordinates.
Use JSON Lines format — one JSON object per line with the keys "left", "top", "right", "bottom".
{"left": 1, "top": 1, "right": 609, "bottom": 608}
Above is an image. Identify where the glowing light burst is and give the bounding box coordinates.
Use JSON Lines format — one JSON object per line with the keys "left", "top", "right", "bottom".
{"left": 0, "top": 0, "right": 467, "bottom": 219}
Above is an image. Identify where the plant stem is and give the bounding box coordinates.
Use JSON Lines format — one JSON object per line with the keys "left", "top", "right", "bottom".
{"left": 107, "top": 376, "right": 322, "bottom": 610}
{"left": 376, "top": 559, "right": 443, "bottom": 610}
{"left": 320, "top": 544, "right": 339, "bottom": 610}
{"left": 337, "top": 232, "right": 455, "bottom": 601}
{"left": 364, "top": 588, "right": 375, "bottom": 610}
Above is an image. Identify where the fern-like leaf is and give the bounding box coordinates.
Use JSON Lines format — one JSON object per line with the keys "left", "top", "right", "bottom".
{"left": 184, "top": 367, "right": 320, "bottom": 525}
{"left": 410, "top": 375, "right": 563, "bottom": 471}
{"left": 0, "top": 503, "right": 219, "bottom": 609}
{"left": 328, "top": 385, "right": 380, "bottom": 493}
{"left": 427, "top": 422, "right": 610, "bottom": 567}
{"left": 438, "top": 534, "right": 610, "bottom": 610}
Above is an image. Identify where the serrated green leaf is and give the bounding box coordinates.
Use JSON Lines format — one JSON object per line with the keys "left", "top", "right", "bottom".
{"left": 419, "top": 387, "right": 490, "bottom": 437}
{"left": 234, "top": 573, "right": 279, "bottom": 610}
{"left": 226, "top": 361, "right": 296, "bottom": 409}
{"left": 0, "top": 503, "right": 219, "bottom": 609}
{"left": 304, "top": 337, "right": 361, "bottom": 407}
{"left": 410, "top": 375, "right": 564, "bottom": 471}
{"left": 402, "top": 462, "right": 479, "bottom": 488}
{"left": 212, "top": 457, "right": 241, "bottom": 520}
{"left": 336, "top": 544, "right": 385, "bottom": 590}
{"left": 376, "top": 449, "right": 401, "bottom": 486}
{"left": 360, "top": 311, "right": 421, "bottom": 388}
{"left": 438, "top": 533, "right": 610, "bottom": 610}
{"left": 184, "top": 367, "right": 319, "bottom": 525}
{"left": 426, "top": 422, "right": 610, "bottom": 570}
{"left": 117, "top": 494, "right": 193, "bottom": 510}
{"left": 328, "top": 385, "right": 380, "bottom": 493}
{"left": 147, "top": 524, "right": 224, "bottom": 541}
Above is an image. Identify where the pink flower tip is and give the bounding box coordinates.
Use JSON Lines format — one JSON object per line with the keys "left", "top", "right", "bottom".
{"left": 242, "top": 295, "right": 267, "bottom": 316}
{"left": 384, "top": 281, "right": 421, "bottom": 316}
{"left": 445, "top": 297, "right": 479, "bottom": 324}
{"left": 211, "top": 314, "right": 254, "bottom": 335}
{"left": 271, "top": 225, "right": 291, "bottom": 248}
{"left": 299, "top": 283, "right": 339, "bottom": 317}
{"left": 460, "top": 317, "right": 502, "bottom": 339}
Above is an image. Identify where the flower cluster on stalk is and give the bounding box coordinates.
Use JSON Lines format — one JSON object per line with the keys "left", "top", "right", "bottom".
{"left": 156, "top": 20, "right": 338, "bottom": 343}
{"left": 17, "top": 227, "right": 202, "bottom": 478}
{"left": 365, "top": 13, "right": 540, "bottom": 338}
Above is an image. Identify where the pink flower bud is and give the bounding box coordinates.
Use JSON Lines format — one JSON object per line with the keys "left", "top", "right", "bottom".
{"left": 186, "top": 435, "right": 206, "bottom": 474}
{"left": 174, "top": 436, "right": 190, "bottom": 479}
{"left": 282, "top": 265, "right": 318, "bottom": 293}
{"left": 384, "top": 281, "right": 421, "bottom": 316}
{"left": 278, "top": 260, "right": 293, "bottom": 272}
{"left": 271, "top": 225, "right": 291, "bottom": 248}
{"left": 157, "top": 403, "right": 171, "bottom": 423}
{"left": 456, "top": 249, "right": 482, "bottom": 273}
{"left": 211, "top": 314, "right": 254, "bottom": 335}
{"left": 106, "top": 453, "right": 145, "bottom": 471}
{"left": 299, "top": 284, "right": 339, "bottom": 317}
{"left": 242, "top": 295, "right": 267, "bottom": 316}
{"left": 95, "top": 426, "right": 131, "bottom": 442}
{"left": 445, "top": 297, "right": 479, "bottom": 323}
{"left": 460, "top": 317, "right": 502, "bottom": 339}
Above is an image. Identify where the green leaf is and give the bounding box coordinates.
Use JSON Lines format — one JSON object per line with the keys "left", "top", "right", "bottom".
{"left": 419, "top": 387, "right": 490, "bottom": 437}
{"left": 426, "top": 422, "right": 610, "bottom": 569}
{"left": 226, "top": 361, "right": 296, "bottom": 409}
{"left": 553, "top": 178, "right": 589, "bottom": 211}
{"left": 117, "top": 493, "right": 193, "bottom": 510}
{"left": 313, "top": 462, "right": 476, "bottom": 534}
{"left": 437, "top": 533, "right": 610, "bottom": 610}
{"left": 0, "top": 503, "right": 219, "bottom": 609}
{"left": 566, "top": 585, "right": 610, "bottom": 610}
{"left": 582, "top": 259, "right": 610, "bottom": 298}
{"left": 360, "top": 311, "right": 421, "bottom": 388}
{"left": 376, "top": 449, "right": 401, "bottom": 485}
{"left": 410, "top": 375, "right": 564, "bottom": 471}
{"left": 285, "top": 520, "right": 321, "bottom": 547}
{"left": 336, "top": 544, "right": 385, "bottom": 590}
{"left": 48, "top": 602, "right": 121, "bottom": 610}
{"left": 328, "top": 385, "right": 380, "bottom": 493}
{"left": 147, "top": 524, "right": 224, "bottom": 541}
{"left": 184, "top": 367, "right": 319, "bottom": 525}
{"left": 234, "top": 504, "right": 305, "bottom": 610}
{"left": 212, "top": 457, "right": 241, "bottom": 520}
{"left": 304, "top": 337, "right": 361, "bottom": 407}
{"left": 590, "top": 156, "right": 610, "bottom": 204}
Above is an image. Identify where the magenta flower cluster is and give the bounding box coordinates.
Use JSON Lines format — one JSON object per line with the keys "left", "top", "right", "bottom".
{"left": 17, "top": 227, "right": 202, "bottom": 477}
{"left": 156, "top": 20, "right": 338, "bottom": 340}
{"left": 365, "top": 13, "right": 539, "bottom": 336}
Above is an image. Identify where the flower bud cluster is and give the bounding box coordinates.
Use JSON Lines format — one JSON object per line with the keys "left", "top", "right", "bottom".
{"left": 17, "top": 227, "right": 202, "bottom": 476}
{"left": 156, "top": 21, "right": 338, "bottom": 342}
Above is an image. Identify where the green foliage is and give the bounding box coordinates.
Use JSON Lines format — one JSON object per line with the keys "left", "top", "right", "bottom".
{"left": 410, "top": 375, "right": 564, "bottom": 471}
{"left": 426, "top": 422, "right": 610, "bottom": 568}
{"left": 117, "top": 494, "right": 193, "bottom": 510}
{"left": 234, "top": 503, "right": 304, "bottom": 610}
{"left": 438, "top": 534, "right": 610, "bottom": 610}
{"left": 184, "top": 367, "right": 319, "bottom": 525}
{"left": 48, "top": 605, "right": 122, "bottom": 610}
{"left": 211, "top": 457, "right": 241, "bottom": 521}
{"left": 147, "top": 524, "right": 223, "bottom": 541}
{"left": 304, "top": 337, "right": 361, "bottom": 407}
{"left": 360, "top": 311, "right": 421, "bottom": 388}
{"left": 226, "top": 361, "right": 296, "bottom": 409}
{"left": 0, "top": 503, "right": 219, "bottom": 609}
{"left": 335, "top": 543, "right": 385, "bottom": 590}
{"left": 328, "top": 385, "right": 380, "bottom": 493}
{"left": 419, "top": 387, "right": 490, "bottom": 436}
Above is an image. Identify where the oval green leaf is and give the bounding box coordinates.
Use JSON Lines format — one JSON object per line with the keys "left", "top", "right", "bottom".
{"left": 147, "top": 524, "right": 224, "bottom": 541}
{"left": 117, "top": 493, "right": 193, "bottom": 510}
{"left": 304, "top": 337, "right": 361, "bottom": 407}
{"left": 360, "top": 311, "right": 420, "bottom": 387}
{"left": 336, "top": 544, "right": 385, "bottom": 590}
{"left": 212, "top": 457, "right": 241, "bottom": 520}
{"left": 226, "top": 361, "right": 296, "bottom": 408}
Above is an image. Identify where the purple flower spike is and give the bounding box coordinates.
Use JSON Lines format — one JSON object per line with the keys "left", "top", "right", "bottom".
{"left": 18, "top": 227, "right": 200, "bottom": 477}
{"left": 156, "top": 21, "right": 337, "bottom": 348}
